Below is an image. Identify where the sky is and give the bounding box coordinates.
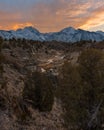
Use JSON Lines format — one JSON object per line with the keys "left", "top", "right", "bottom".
{"left": 0, "top": 0, "right": 104, "bottom": 32}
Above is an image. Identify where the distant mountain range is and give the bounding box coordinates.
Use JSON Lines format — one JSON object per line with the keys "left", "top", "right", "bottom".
{"left": 0, "top": 26, "right": 104, "bottom": 43}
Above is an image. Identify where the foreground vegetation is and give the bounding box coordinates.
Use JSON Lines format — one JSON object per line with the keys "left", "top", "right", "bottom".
{"left": 59, "top": 49, "right": 104, "bottom": 130}
{"left": 0, "top": 38, "right": 104, "bottom": 130}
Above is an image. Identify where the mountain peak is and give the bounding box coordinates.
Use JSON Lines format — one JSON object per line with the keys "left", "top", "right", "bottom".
{"left": 0, "top": 26, "right": 104, "bottom": 43}
{"left": 23, "top": 26, "right": 40, "bottom": 33}
{"left": 96, "top": 30, "right": 104, "bottom": 36}
{"left": 61, "top": 26, "right": 75, "bottom": 31}
{"left": 60, "top": 26, "right": 76, "bottom": 35}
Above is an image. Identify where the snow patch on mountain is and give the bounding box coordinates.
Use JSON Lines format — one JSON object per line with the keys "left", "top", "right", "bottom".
{"left": 0, "top": 26, "right": 104, "bottom": 43}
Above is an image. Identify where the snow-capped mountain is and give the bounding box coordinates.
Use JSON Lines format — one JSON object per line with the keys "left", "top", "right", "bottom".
{"left": 44, "top": 28, "right": 104, "bottom": 43}
{"left": 96, "top": 31, "right": 104, "bottom": 37}
{"left": 0, "top": 27, "right": 45, "bottom": 41}
{"left": 0, "top": 26, "right": 104, "bottom": 43}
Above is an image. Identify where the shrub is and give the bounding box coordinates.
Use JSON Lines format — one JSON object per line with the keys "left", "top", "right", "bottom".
{"left": 59, "top": 49, "right": 104, "bottom": 130}
{"left": 23, "top": 71, "right": 54, "bottom": 112}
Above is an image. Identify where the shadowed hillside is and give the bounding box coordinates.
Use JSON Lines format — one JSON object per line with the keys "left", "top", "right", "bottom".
{"left": 0, "top": 38, "right": 104, "bottom": 130}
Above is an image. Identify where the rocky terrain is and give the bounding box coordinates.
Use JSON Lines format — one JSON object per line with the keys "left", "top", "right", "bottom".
{"left": 0, "top": 39, "right": 104, "bottom": 130}
{"left": 1, "top": 40, "right": 71, "bottom": 130}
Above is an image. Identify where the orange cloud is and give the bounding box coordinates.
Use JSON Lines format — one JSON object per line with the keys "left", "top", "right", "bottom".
{"left": 0, "top": 0, "right": 104, "bottom": 32}
{"left": 13, "top": 23, "right": 34, "bottom": 30}
{"left": 79, "top": 6, "right": 104, "bottom": 30}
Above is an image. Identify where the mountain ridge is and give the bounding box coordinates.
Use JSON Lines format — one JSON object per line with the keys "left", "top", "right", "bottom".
{"left": 0, "top": 26, "right": 104, "bottom": 43}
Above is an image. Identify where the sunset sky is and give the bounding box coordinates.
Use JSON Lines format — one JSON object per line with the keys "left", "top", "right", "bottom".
{"left": 0, "top": 0, "right": 104, "bottom": 32}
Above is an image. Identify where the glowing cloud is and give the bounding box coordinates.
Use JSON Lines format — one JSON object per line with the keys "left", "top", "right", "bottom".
{"left": 0, "top": 0, "right": 104, "bottom": 32}
{"left": 13, "top": 23, "right": 34, "bottom": 30}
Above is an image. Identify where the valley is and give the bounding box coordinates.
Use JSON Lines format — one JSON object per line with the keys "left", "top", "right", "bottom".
{"left": 0, "top": 38, "right": 104, "bottom": 130}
